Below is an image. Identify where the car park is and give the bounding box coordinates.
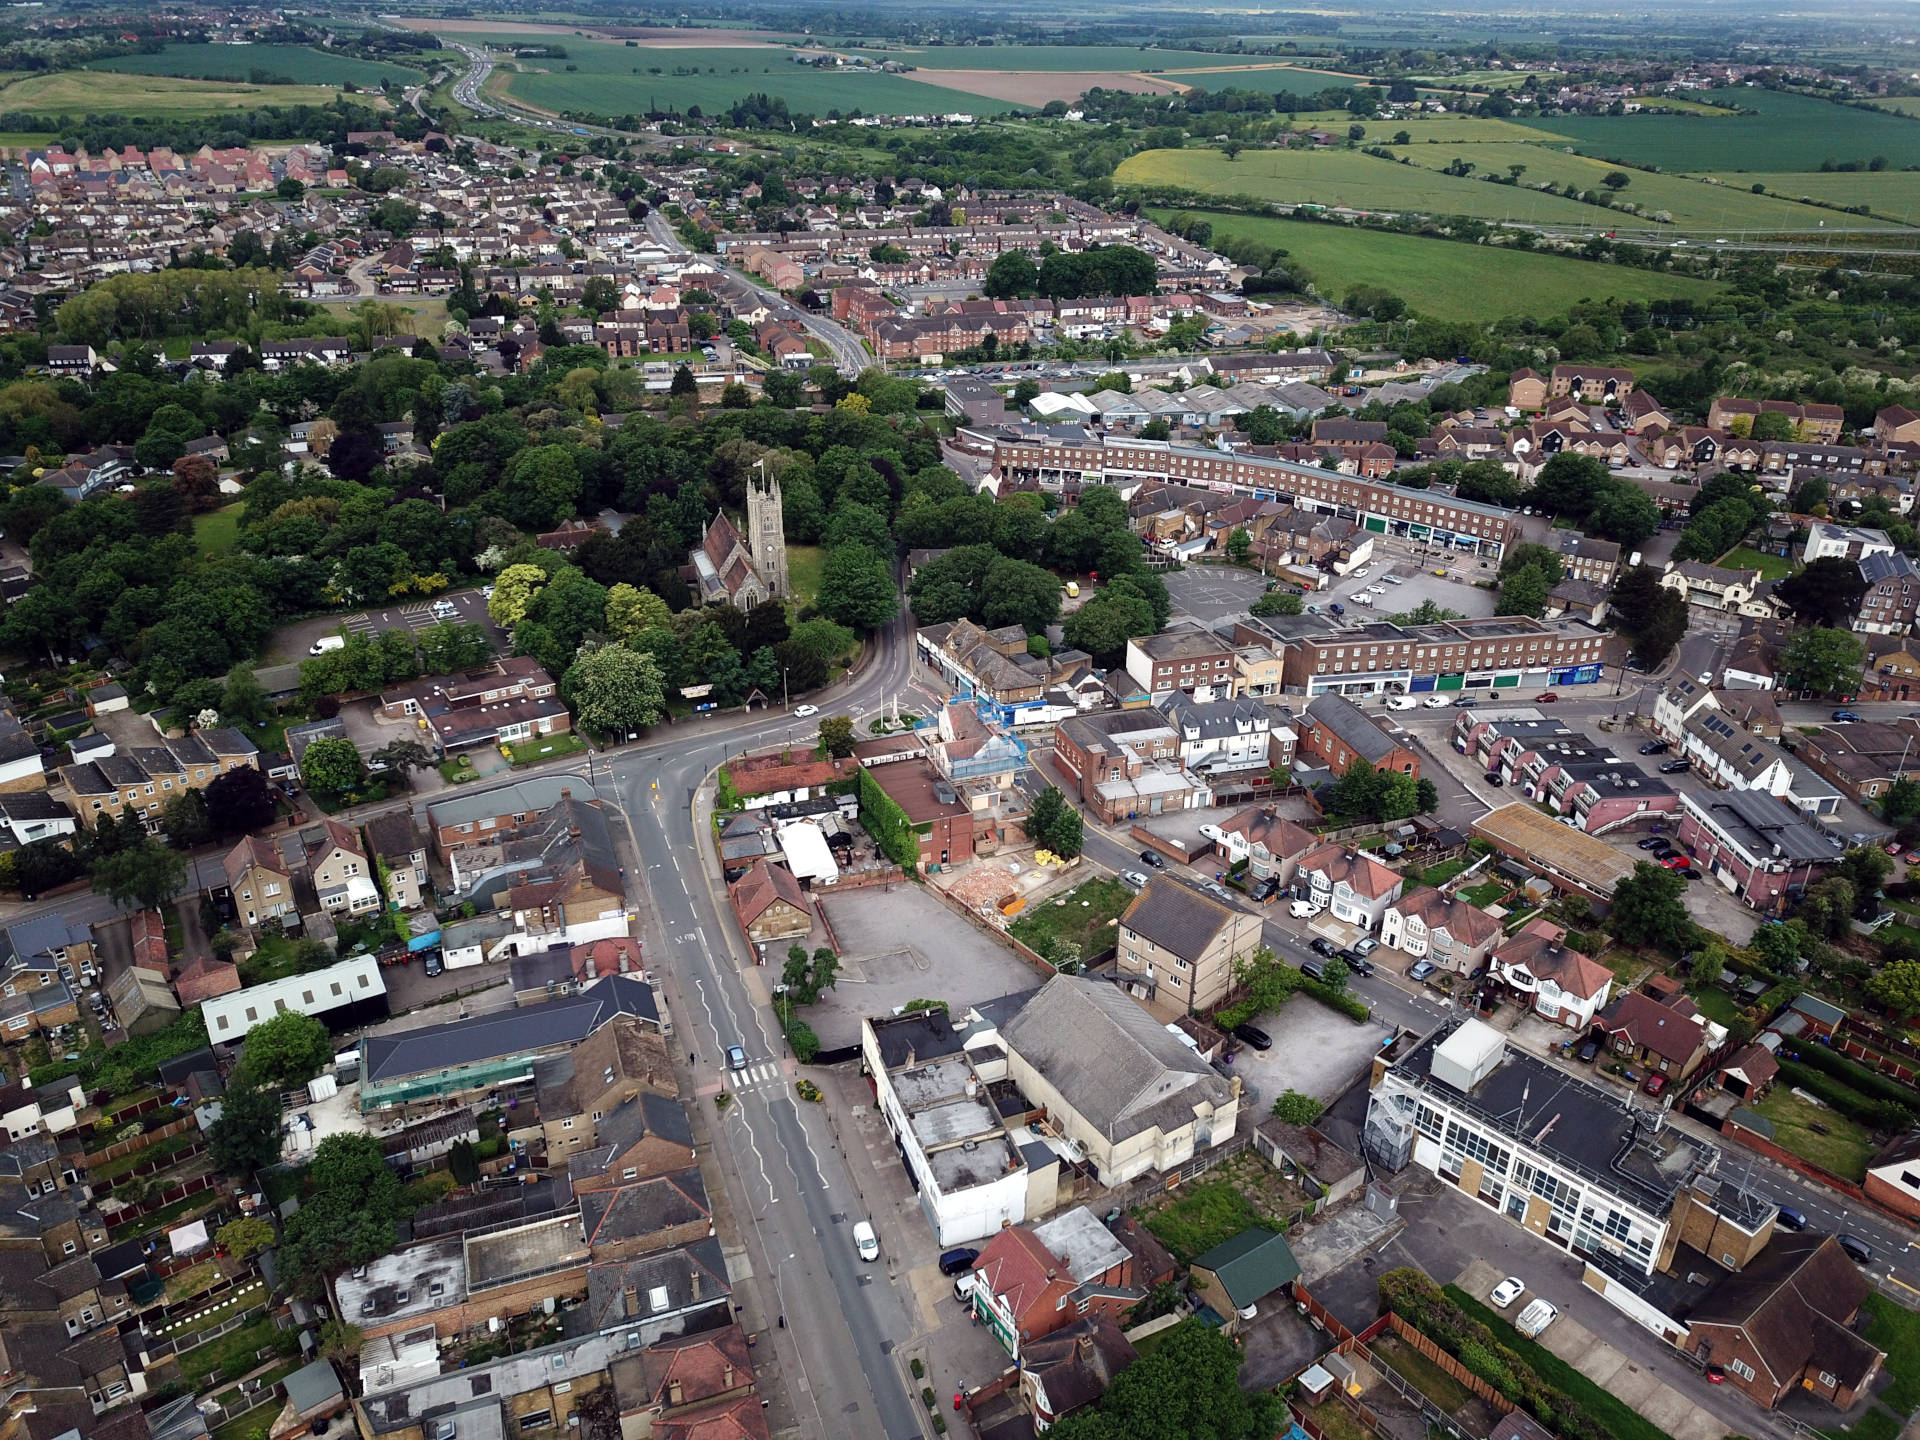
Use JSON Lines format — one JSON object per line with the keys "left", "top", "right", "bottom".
{"left": 1139, "top": 850, "right": 1167, "bottom": 869}
{"left": 1490, "top": 1276, "right": 1526, "bottom": 1309}
{"left": 1234, "top": 1023, "right": 1273, "bottom": 1050}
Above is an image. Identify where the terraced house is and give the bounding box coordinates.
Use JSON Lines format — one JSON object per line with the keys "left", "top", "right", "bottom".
{"left": 58, "top": 728, "right": 258, "bottom": 829}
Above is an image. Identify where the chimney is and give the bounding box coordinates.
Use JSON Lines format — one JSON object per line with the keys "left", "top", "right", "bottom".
{"left": 1077, "top": 1333, "right": 1094, "bottom": 1363}
{"left": 667, "top": 1379, "right": 683, "bottom": 1406}
{"left": 623, "top": 1285, "right": 638, "bottom": 1316}
{"left": 722, "top": 1364, "right": 735, "bottom": 1389}
{"left": 691, "top": 1270, "right": 702, "bottom": 1299}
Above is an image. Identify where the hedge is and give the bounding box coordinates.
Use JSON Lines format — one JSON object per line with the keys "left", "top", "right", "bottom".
{"left": 1775, "top": 1059, "right": 1910, "bottom": 1128}
{"left": 1302, "top": 976, "right": 1371, "bottom": 1022}
{"left": 857, "top": 765, "right": 921, "bottom": 872}
{"left": 1791, "top": 1041, "right": 1920, "bottom": 1112}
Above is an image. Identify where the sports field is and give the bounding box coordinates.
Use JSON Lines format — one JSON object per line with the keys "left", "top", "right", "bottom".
{"left": 0, "top": 71, "right": 366, "bottom": 117}
{"left": 1119, "top": 146, "right": 1607, "bottom": 225}
{"left": 1149, "top": 208, "right": 1725, "bottom": 323}
{"left": 466, "top": 32, "right": 1019, "bottom": 116}
{"left": 1514, "top": 88, "right": 1920, "bottom": 173}
{"left": 1380, "top": 139, "right": 1903, "bottom": 229}
{"left": 90, "top": 43, "right": 419, "bottom": 88}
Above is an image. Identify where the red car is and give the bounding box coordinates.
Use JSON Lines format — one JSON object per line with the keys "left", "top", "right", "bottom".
{"left": 1659, "top": 853, "right": 1691, "bottom": 869}
{"left": 1642, "top": 1073, "right": 1669, "bottom": 1097}
{"left": 1533, "top": 692, "right": 1558, "bottom": 703}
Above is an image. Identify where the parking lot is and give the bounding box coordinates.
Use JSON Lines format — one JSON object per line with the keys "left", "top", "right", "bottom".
{"left": 1230, "top": 995, "right": 1393, "bottom": 1107}
{"left": 266, "top": 586, "right": 505, "bottom": 666}
{"left": 810, "top": 885, "right": 1045, "bottom": 1049}
{"left": 1162, "top": 563, "right": 1270, "bottom": 622}
{"left": 1324, "top": 551, "right": 1500, "bottom": 623}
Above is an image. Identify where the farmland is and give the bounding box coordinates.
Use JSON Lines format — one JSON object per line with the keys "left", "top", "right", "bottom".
{"left": 1119, "top": 146, "right": 1609, "bottom": 225}
{"left": 90, "top": 43, "right": 421, "bottom": 89}
{"left": 1352, "top": 115, "right": 1575, "bottom": 144}
{"left": 835, "top": 44, "right": 1269, "bottom": 71}
{"left": 1148, "top": 208, "right": 1725, "bottom": 323}
{"left": 1699, "top": 169, "right": 1920, "bottom": 220}
{"left": 1378, "top": 139, "right": 1900, "bottom": 230}
{"left": 1514, "top": 88, "right": 1920, "bottom": 174}
{"left": 0, "top": 71, "right": 367, "bottom": 117}
{"left": 465, "top": 33, "right": 1019, "bottom": 116}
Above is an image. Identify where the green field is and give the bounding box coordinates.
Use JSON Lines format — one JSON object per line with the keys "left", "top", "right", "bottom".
{"left": 1699, "top": 169, "right": 1920, "bottom": 220}
{"left": 838, "top": 44, "right": 1264, "bottom": 71}
{"left": 1718, "top": 545, "right": 1795, "bottom": 580}
{"left": 1515, "top": 88, "right": 1920, "bottom": 174}
{"left": 0, "top": 71, "right": 365, "bottom": 117}
{"left": 1122, "top": 146, "right": 1615, "bottom": 225}
{"left": 1380, "top": 139, "right": 1898, "bottom": 230}
{"left": 1149, "top": 208, "right": 1725, "bottom": 323}
{"left": 463, "top": 33, "right": 1018, "bottom": 117}
{"left": 1354, "top": 115, "right": 1575, "bottom": 144}
{"left": 91, "top": 43, "right": 419, "bottom": 88}
{"left": 193, "top": 503, "right": 244, "bottom": 557}
{"left": 786, "top": 544, "right": 826, "bottom": 608}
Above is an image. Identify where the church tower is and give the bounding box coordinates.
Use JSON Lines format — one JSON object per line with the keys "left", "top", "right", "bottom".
{"left": 747, "top": 466, "right": 789, "bottom": 601}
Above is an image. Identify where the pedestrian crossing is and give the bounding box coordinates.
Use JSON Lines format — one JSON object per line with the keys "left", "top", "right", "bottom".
{"left": 731, "top": 1062, "right": 783, "bottom": 1089}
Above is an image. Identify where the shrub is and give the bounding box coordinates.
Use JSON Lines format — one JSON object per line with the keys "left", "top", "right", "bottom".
{"left": 783, "top": 1019, "right": 821, "bottom": 1063}
{"left": 1791, "top": 1042, "right": 1920, "bottom": 1112}
{"left": 1776, "top": 1059, "right": 1908, "bottom": 1128}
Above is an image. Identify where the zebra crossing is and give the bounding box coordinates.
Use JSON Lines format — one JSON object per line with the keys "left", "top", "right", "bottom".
{"left": 731, "top": 1061, "right": 783, "bottom": 1091}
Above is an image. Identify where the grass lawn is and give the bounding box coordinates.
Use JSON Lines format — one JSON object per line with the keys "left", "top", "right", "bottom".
{"left": 1593, "top": 947, "right": 1655, "bottom": 987}
{"left": 89, "top": 1129, "right": 200, "bottom": 1184}
{"left": 1373, "top": 1333, "right": 1470, "bottom": 1411}
{"left": 210, "top": 1412, "right": 276, "bottom": 1440}
{"left": 1139, "top": 1179, "right": 1275, "bottom": 1264}
{"left": 1405, "top": 858, "right": 1468, "bottom": 887}
{"left": 315, "top": 294, "right": 448, "bottom": 338}
{"left": 177, "top": 1314, "right": 277, "bottom": 1388}
{"left": 1445, "top": 1285, "right": 1676, "bottom": 1440}
{"left": 1753, "top": 1088, "right": 1876, "bottom": 1182}
{"left": 1689, "top": 985, "right": 1742, "bottom": 1027}
{"left": 1821, "top": 1410, "right": 1903, "bottom": 1440}
{"left": 1459, "top": 879, "right": 1509, "bottom": 907}
{"left": 1146, "top": 207, "right": 1726, "bottom": 325}
{"left": 1863, "top": 1294, "right": 1920, "bottom": 1414}
{"left": 1305, "top": 1399, "right": 1374, "bottom": 1440}
{"left": 1717, "top": 546, "right": 1794, "bottom": 581}
{"left": 505, "top": 733, "right": 586, "bottom": 766}
{"left": 163, "top": 1258, "right": 224, "bottom": 1304}
{"left": 786, "top": 544, "right": 826, "bottom": 609}
{"left": 439, "top": 757, "right": 482, "bottom": 784}
{"left": 1007, "top": 877, "right": 1131, "bottom": 959}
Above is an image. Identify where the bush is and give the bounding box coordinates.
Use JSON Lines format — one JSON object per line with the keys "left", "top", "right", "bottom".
{"left": 1302, "top": 976, "right": 1371, "bottom": 1021}
{"left": 783, "top": 1019, "right": 820, "bottom": 1063}
{"left": 1791, "top": 1042, "right": 1920, "bottom": 1112}
{"left": 1776, "top": 1059, "right": 1909, "bottom": 1128}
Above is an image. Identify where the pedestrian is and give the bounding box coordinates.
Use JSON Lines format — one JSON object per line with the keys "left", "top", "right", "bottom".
{"left": 690, "top": 1052, "right": 698, "bottom": 1066}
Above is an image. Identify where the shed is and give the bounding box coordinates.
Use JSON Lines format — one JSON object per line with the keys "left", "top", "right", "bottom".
{"left": 1189, "top": 1227, "right": 1300, "bottom": 1332}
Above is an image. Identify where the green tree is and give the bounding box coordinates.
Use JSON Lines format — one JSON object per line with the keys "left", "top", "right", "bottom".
{"left": 235, "top": 1010, "right": 333, "bottom": 1089}
{"left": 562, "top": 644, "right": 664, "bottom": 739}
{"left": 1870, "top": 959, "right": 1920, "bottom": 1019}
{"left": 486, "top": 562, "right": 548, "bottom": 628}
{"left": 1226, "top": 528, "right": 1253, "bottom": 564}
{"left": 1063, "top": 589, "right": 1154, "bottom": 663}
{"left": 1886, "top": 777, "right": 1920, "bottom": 824}
{"left": 209, "top": 1084, "right": 284, "bottom": 1177}
{"left": 1497, "top": 565, "right": 1551, "bottom": 619}
{"left": 319, "top": 1319, "right": 365, "bottom": 1365}
{"left": 216, "top": 1214, "right": 276, "bottom": 1260}
{"left": 448, "top": 1138, "right": 480, "bottom": 1186}
{"left": 604, "top": 583, "right": 672, "bottom": 640}
{"left": 1250, "top": 591, "right": 1304, "bottom": 617}
{"left": 1271, "top": 1090, "right": 1324, "bottom": 1124}
{"left": 1777, "top": 626, "right": 1866, "bottom": 696}
{"left": 1608, "top": 861, "right": 1694, "bottom": 950}
{"left": 816, "top": 544, "right": 898, "bottom": 630}
{"left": 1602, "top": 170, "right": 1631, "bottom": 190}
{"left": 1778, "top": 556, "right": 1871, "bottom": 628}
{"left": 220, "top": 664, "right": 270, "bottom": 727}
{"left": 300, "top": 736, "right": 366, "bottom": 796}
{"left": 205, "top": 766, "right": 277, "bottom": 837}
{"left": 1046, "top": 1319, "right": 1282, "bottom": 1440}
{"left": 92, "top": 838, "right": 187, "bottom": 911}
{"left": 983, "top": 250, "right": 1038, "bottom": 299}
{"left": 161, "top": 788, "right": 211, "bottom": 849}
{"left": 816, "top": 714, "right": 856, "bottom": 758}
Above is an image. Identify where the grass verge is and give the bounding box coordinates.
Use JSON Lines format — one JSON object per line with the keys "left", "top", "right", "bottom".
{"left": 504, "top": 733, "right": 586, "bottom": 766}
{"left": 1863, "top": 1293, "right": 1920, "bottom": 1414}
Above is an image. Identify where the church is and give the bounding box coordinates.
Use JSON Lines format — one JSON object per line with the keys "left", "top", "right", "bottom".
{"left": 689, "top": 470, "right": 789, "bottom": 610}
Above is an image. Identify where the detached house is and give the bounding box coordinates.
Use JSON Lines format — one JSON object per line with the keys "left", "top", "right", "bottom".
{"left": 305, "top": 819, "right": 380, "bottom": 918}
{"left": 1596, "top": 988, "right": 1717, "bottom": 1085}
{"left": 223, "top": 835, "right": 294, "bottom": 931}
{"left": 1116, "top": 875, "right": 1263, "bottom": 1015}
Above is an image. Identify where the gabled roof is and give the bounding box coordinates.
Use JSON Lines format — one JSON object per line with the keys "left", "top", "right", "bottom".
{"left": 1296, "top": 843, "right": 1401, "bottom": 899}
{"left": 1191, "top": 1226, "right": 1299, "bottom": 1307}
{"left": 1599, "top": 989, "right": 1709, "bottom": 1064}
{"left": 1688, "top": 1232, "right": 1878, "bottom": 1392}
{"left": 1119, "top": 875, "right": 1239, "bottom": 963}
{"left": 729, "top": 859, "right": 811, "bottom": 927}
{"left": 1388, "top": 886, "right": 1501, "bottom": 947}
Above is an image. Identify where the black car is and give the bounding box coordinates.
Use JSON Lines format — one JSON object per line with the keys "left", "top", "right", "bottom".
{"left": 1250, "top": 877, "right": 1280, "bottom": 903}
{"left": 1637, "top": 836, "right": 1668, "bottom": 850}
{"left": 1309, "top": 937, "right": 1337, "bottom": 958}
{"left": 1639, "top": 740, "right": 1670, "bottom": 755}
{"left": 1139, "top": 849, "right": 1167, "bottom": 869}
{"left": 1234, "top": 1023, "right": 1274, "bottom": 1051}
{"left": 1659, "top": 759, "right": 1691, "bottom": 774}
{"left": 1485, "top": 772, "right": 1504, "bottom": 786}
{"left": 1347, "top": 955, "right": 1375, "bottom": 978}
{"left": 938, "top": 1247, "right": 980, "bottom": 1276}
{"left": 1776, "top": 1206, "right": 1809, "bottom": 1232}
{"left": 1839, "top": 1234, "right": 1873, "bottom": 1265}
{"left": 1577, "top": 1039, "right": 1599, "bottom": 1063}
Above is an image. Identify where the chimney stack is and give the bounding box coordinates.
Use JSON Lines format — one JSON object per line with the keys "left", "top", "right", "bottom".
{"left": 623, "top": 1285, "right": 638, "bottom": 1316}
{"left": 668, "top": 1379, "right": 684, "bottom": 1406}
{"left": 722, "top": 1364, "right": 734, "bottom": 1390}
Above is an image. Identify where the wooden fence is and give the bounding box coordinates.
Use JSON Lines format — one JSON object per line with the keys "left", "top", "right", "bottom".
{"left": 85, "top": 1114, "right": 194, "bottom": 1169}
{"left": 1382, "top": 1313, "right": 1517, "bottom": 1414}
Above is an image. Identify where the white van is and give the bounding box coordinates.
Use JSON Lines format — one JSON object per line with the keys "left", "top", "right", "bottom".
{"left": 309, "top": 635, "right": 345, "bottom": 656}
{"left": 1515, "top": 1299, "right": 1559, "bottom": 1338}
{"left": 853, "top": 1220, "right": 879, "bottom": 1262}
{"left": 1289, "top": 899, "right": 1317, "bottom": 919}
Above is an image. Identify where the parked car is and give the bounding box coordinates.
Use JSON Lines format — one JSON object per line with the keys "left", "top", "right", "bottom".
{"left": 1330, "top": 603, "right": 1345, "bottom": 615}
{"left": 1776, "top": 1206, "right": 1809, "bottom": 1231}
{"left": 1454, "top": 695, "right": 1478, "bottom": 708}
{"left": 1300, "top": 959, "right": 1326, "bottom": 982}
{"left": 1659, "top": 854, "right": 1691, "bottom": 869}
{"left": 853, "top": 1221, "right": 880, "bottom": 1262}
{"left": 1234, "top": 1023, "right": 1273, "bottom": 1051}
{"left": 1408, "top": 960, "right": 1438, "bottom": 983}
{"left": 1659, "top": 758, "right": 1692, "bottom": 774}
{"left": 1309, "top": 937, "right": 1337, "bottom": 957}
{"left": 1515, "top": 1299, "right": 1559, "bottom": 1338}
{"left": 1677, "top": 866, "right": 1700, "bottom": 880}
{"left": 1577, "top": 1039, "right": 1599, "bottom": 1063}
{"left": 1384, "top": 574, "right": 1405, "bottom": 585}
{"left": 1833, "top": 710, "right": 1864, "bottom": 723}
{"left": 1386, "top": 696, "right": 1418, "bottom": 710}
{"left": 1642, "top": 1073, "right": 1669, "bottom": 1097}
{"left": 424, "top": 950, "right": 443, "bottom": 977}
{"left": 1291, "top": 899, "right": 1319, "bottom": 919}
{"left": 1348, "top": 954, "right": 1375, "bottom": 978}
{"left": 1139, "top": 849, "right": 1167, "bottom": 869}
{"left": 1637, "top": 836, "right": 1669, "bottom": 850}
{"left": 1423, "top": 695, "right": 1452, "bottom": 708}
{"left": 1839, "top": 1234, "right": 1873, "bottom": 1265}
{"left": 1352, "top": 937, "right": 1378, "bottom": 957}
{"left": 1533, "top": 692, "right": 1558, "bottom": 703}
{"left": 431, "top": 598, "right": 458, "bottom": 620}
{"left": 1250, "top": 877, "right": 1280, "bottom": 902}
{"left": 1490, "top": 1276, "right": 1526, "bottom": 1309}
{"left": 938, "top": 1247, "right": 980, "bottom": 1276}
{"left": 1202, "top": 881, "right": 1234, "bottom": 904}
{"left": 1121, "top": 870, "right": 1150, "bottom": 891}
{"left": 1485, "top": 772, "right": 1504, "bottom": 786}
{"left": 1638, "top": 740, "right": 1670, "bottom": 755}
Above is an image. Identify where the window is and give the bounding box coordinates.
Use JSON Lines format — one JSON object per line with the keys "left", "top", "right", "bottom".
{"left": 518, "top": 1413, "right": 552, "bottom": 1432}
{"left": 62, "top": 1240, "right": 75, "bottom": 1255}
{"left": 561, "top": 1118, "right": 574, "bottom": 1129}
{"left": 1730, "top": 1360, "right": 1755, "bottom": 1382}
{"left": 1819, "top": 1371, "right": 1838, "bottom": 1388}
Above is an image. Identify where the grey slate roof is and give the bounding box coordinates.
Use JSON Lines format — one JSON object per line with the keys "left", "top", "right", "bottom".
{"left": 1119, "top": 875, "right": 1236, "bottom": 963}
{"left": 1303, "top": 693, "right": 1400, "bottom": 766}
{"left": 427, "top": 775, "right": 598, "bottom": 832}
{"left": 998, "top": 976, "right": 1232, "bottom": 1142}
{"left": 360, "top": 974, "right": 659, "bottom": 1084}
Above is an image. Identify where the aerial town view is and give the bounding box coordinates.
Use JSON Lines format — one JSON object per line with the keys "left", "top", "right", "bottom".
{"left": 11, "top": 2, "right": 1920, "bottom": 1440}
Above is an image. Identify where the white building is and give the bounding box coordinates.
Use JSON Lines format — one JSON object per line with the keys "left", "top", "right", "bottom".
{"left": 202, "top": 954, "right": 388, "bottom": 1043}
{"left": 1804, "top": 523, "right": 1896, "bottom": 565}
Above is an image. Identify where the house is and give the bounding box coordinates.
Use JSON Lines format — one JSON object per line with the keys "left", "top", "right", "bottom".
{"left": 1299, "top": 693, "right": 1420, "bottom": 780}
{"left": 1550, "top": 364, "right": 1635, "bottom": 402}
{"left": 583, "top": 1237, "right": 734, "bottom": 1347}
{"left": 0, "top": 793, "right": 77, "bottom": 847}
{"left": 1188, "top": 1227, "right": 1300, "bottom": 1334}
{"left": 363, "top": 812, "right": 429, "bottom": 912}
{"left": 1293, "top": 844, "right": 1404, "bottom": 932}
{"left": 1596, "top": 988, "right": 1716, "bottom": 1084}
{"left": 1804, "top": 522, "right": 1896, "bottom": 565}
{"left": 998, "top": 975, "right": 1239, "bottom": 1188}
{"left": 47, "top": 345, "right": 98, "bottom": 376}
{"left": 727, "top": 859, "right": 813, "bottom": 943}
{"left": 567, "top": 1089, "right": 699, "bottom": 1195}
{"left": 1877, "top": 404, "right": 1920, "bottom": 445}
{"left": 379, "top": 657, "right": 568, "bottom": 757}
{"left": 1491, "top": 919, "right": 1613, "bottom": 1030}
{"left": 610, "top": 1325, "right": 758, "bottom": 1438}
{"left": 1115, "top": 874, "right": 1264, "bottom": 1015}
{"left": 304, "top": 819, "right": 380, "bottom": 918}
{"left": 1685, "top": 1233, "right": 1882, "bottom": 1410}
{"left": 1716, "top": 1042, "right": 1780, "bottom": 1103}
{"left": 1507, "top": 368, "right": 1548, "bottom": 411}
{"left": 1124, "top": 627, "right": 1238, "bottom": 701}
{"left": 1378, "top": 886, "right": 1502, "bottom": 975}
{"left": 964, "top": 1206, "right": 1142, "bottom": 1359}
{"left": 1016, "top": 1317, "right": 1136, "bottom": 1431}
{"left": 1224, "top": 806, "right": 1320, "bottom": 890}
{"left": 1154, "top": 691, "right": 1275, "bottom": 783}
{"left": 222, "top": 835, "right": 295, "bottom": 931}
{"left": 1555, "top": 532, "right": 1622, "bottom": 588}
{"left": 1855, "top": 550, "right": 1920, "bottom": 635}
{"left": 1661, "top": 561, "right": 1767, "bottom": 614}
{"left": 862, "top": 758, "right": 985, "bottom": 869}
{"left": 1863, "top": 1134, "right": 1920, "bottom": 1222}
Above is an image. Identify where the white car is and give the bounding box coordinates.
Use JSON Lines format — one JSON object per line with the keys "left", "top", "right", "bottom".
{"left": 1383, "top": 574, "right": 1405, "bottom": 585}
{"left": 1386, "top": 696, "right": 1418, "bottom": 711}
{"left": 793, "top": 704, "right": 819, "bottom": 718}
{"left": 1490, "top": 1276, "right": 1526, "bottom": 1309}
{"left": 853, "top": 1220, "right": 880, "bottom": 1262}
{"left": 1289, "top": 899, "right": 1318, "bottom": 919}
{"left": 1515, "top": 1298, "right": 1559, "bottom": 1338}
{"left": 1422, "top": 694, "right": 1452, "bottom": 708}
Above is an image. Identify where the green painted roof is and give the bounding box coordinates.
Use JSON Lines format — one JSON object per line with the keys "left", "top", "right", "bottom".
{"left": 1192, "top": 1226, "right": 1300, "bottom": 1306}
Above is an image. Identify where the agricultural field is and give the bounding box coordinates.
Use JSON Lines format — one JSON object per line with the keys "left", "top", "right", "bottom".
{"left": 1514, "top": 88, "right": 1920, "bottom": 173}
{"left": 465, "top": 32, "right": 1019, "bottom": 116}
{"left": 1120, "top": 146, "right": 1609, "bottom": 225}
{"left": 1352, "top": 115, "right": 1575, "bottom": 144}
{"left": 1379, "top": 139, "right": 1902, "bottom": 230}
{"left": 1700, "top": 168, "right": 1920, "bottom": 221}
{"left": 1149, "top": 208, "right": 1725, "bottom": 323}
{"left": 0, "top": 71, "right": 369, "bottom": 117}
{"left": 834, "top": 44, "right": 1262, "bottom": 71}
{"left": 90, "top": 43, "right": 420, "bottom": 88}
